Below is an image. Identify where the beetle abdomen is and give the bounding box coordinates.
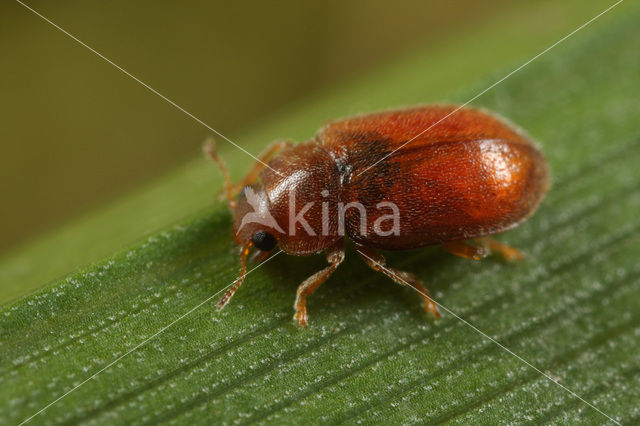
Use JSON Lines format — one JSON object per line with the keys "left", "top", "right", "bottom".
{"left": 320, "top": 106, "right": 549, "bottom": 250}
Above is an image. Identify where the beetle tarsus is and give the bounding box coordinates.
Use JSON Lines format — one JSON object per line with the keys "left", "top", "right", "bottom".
{"left": 477, "top": 237, "right": 525, "bottom": 262}
{"left": 442, "top": 241, "right": 489, "bottom": 261}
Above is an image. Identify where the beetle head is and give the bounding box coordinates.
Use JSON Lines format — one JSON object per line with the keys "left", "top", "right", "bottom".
{"left": 232, "top": 184, "right": 283, "bottom": 258}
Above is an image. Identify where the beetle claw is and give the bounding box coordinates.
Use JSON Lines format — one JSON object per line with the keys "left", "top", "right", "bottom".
{"left": 425, "top": 300, "right": 441, "bottom": 319}
{"left": 294, "top": 309, "right": 309, "bottom": 327}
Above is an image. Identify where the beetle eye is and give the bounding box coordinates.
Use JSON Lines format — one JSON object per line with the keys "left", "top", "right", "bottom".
{"left": 251, "top": 230, "right": 277, "bottom": 251}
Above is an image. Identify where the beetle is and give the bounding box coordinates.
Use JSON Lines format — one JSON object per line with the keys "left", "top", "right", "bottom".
{"left": 205, "top": 105, "right": 549, "bottom": 326}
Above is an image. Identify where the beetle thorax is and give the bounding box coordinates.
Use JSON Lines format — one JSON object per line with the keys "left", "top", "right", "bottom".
{"left": 233, "top": 142, "right": 342, "bottom": 255}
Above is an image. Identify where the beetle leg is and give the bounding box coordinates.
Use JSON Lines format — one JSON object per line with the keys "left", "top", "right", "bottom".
{"left": 231, "top": 140, "right": 293, "bottom": 194}
{"left": 293, "top": 239, "right": 345, "bottom": 327}
{"left": 217, "top": 241, "right": 252, "bottom": 310}
{"left": 476, "top": 236, "right": 525, "bottom": 261}
{"left": 441, "top": 241, "right": 490, "bottom": 261}
{"left": 355, "top": 245, "right": 440, "bottom": 319}
{"left": 203, "top": 138, "right": 237, "bottom": 209}
{"left": 204, "top": 139, "right": 293, "bottom": 208}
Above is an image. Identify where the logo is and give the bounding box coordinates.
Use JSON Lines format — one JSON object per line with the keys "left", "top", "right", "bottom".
{"left": 236, "top": 187, "right": 285, "bottom": 234}
{"left": 237, "top": 186, "right": 401, "bottom": 237}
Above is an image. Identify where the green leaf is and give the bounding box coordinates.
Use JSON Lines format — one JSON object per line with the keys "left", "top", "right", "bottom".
{"left": 2, "top": 1, "right": 640, "bottom": 424}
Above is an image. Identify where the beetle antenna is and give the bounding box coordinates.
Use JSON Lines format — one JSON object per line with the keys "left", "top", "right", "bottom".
{"left": 203, "top": 137, "right": 237, "bottom": 210}
{"left": 217, "top": 241, "right": 252, "bottom": 310}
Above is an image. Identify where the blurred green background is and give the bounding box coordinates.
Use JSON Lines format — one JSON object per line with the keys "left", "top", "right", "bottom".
{"left": 1, "top": 0, "right": 519, "bottom": 255}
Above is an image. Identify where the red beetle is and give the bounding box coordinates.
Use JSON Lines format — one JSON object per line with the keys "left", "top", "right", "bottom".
{"left": 206, "top": 105, "right": 549, "bottom": 326}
